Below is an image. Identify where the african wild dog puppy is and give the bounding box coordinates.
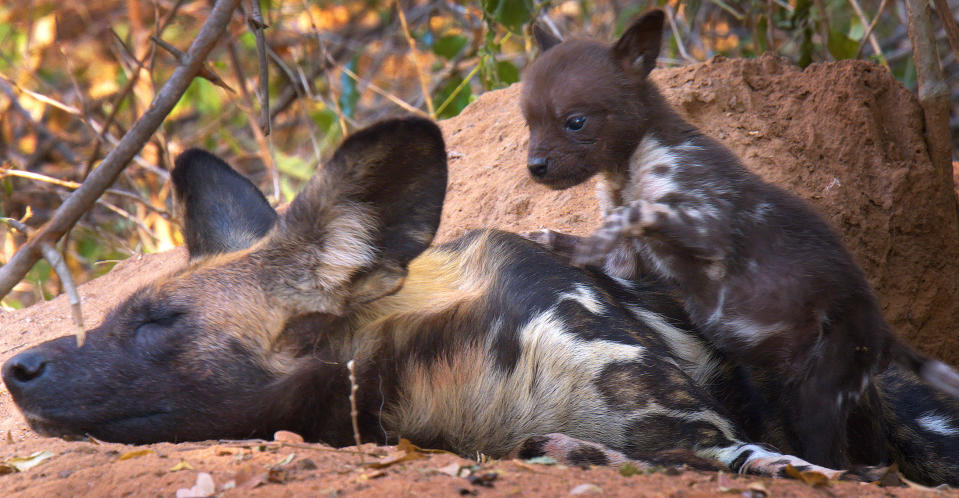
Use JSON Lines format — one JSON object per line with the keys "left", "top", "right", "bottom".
{"left": 520, "top": 10, "right": 959, "bottom": 468}
{"left": 3, "top": 117, "right": 849, "bottom": 479}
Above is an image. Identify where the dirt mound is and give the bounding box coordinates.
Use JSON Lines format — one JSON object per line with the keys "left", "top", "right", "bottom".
{"left": 0, "top": 56, "right": 957, "bottom": 495}
{"left": 438, "top": 54, "right": 959, "bottom": 366}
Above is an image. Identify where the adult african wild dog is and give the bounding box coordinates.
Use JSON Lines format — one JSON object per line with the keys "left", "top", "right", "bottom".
{"left": 2, "top": 118, "right": 957, "bottom": 484}
{"left": 520, "top": 9, "right": 959, "bottom": 469}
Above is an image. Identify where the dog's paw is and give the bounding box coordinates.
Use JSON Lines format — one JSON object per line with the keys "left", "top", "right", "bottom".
{"left": 520, "top": 228, "right": 558, "bottom": 249}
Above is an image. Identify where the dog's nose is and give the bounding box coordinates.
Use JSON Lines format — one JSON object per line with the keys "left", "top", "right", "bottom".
{"left": 528, "top": 157, "right": 549, "bottom": 178}
{"left": 3, "top": 350, "right": 49, "bottom": 387}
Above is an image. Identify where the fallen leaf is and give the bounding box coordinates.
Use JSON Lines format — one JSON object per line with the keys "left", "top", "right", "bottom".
{"left": 170, "top": 461, "right": 194, "bottom": 472}
{"left": 274, "top": 453, "right": 296, "bottom": 467}
{"left": 523, "top": 455, "right": 557, "bottom": 465}
{"left": 785, "top": 464, "right": 831, "bottom": 487}
{"left": 118, "top": 449, "right": 153, "bottom": 461}
{"left": 397, "top": 438, "right": 447, "bottom": 454}
{"left": 176, "top": 472, "right": 215, "bottom": 498}
{"left": 438, "top": 462, "right": 465, "bottom": 477}
{"left": 267, "top": 467, "right": 289, "bottom": 483}
{"left": 357, "top": 470, "right": 387, "bottom": 481}
{"left": 619, "top": 462, "right": 641, "bottom": 477}
{"left": 274, "top": 430, "right": 304, "bottom": 443}
{"left": 570, "top": 483, "right": 603, "bottom": 495}
{"left": 365, "top": 450, "right": 425, "bottom": 469}
{"left": 231, "top": 464, "right": 266, "bottom": 489}
{"left": 466, "top": 471, "right": 498, "bottom": 487}
{"left": 6, "top": 450, "right": 55, "bottom": 471}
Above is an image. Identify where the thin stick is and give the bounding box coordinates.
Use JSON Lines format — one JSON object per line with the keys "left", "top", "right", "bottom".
{"left": 904, "top": 0, "right": 956, "bottom": 215}
{"left": 0, "top": 167, "right": 170, "bottom": 217}
{"left": 347, "top": 359, "right": 364, "bottom": 464}
{"left": 248, "top": 0, "right": 271, "bottom": 135}
{"left": 665, "top": 5, "right": 697, "bottom": 64}
{"left": 2, "top": 218, "right": 85, "bottom": 346}
{"left": 339, "top": 65, "right": 429, "bottom": 118}
{"left": 932, "top": 0, "right": 959, "bottom": 68}
{"left": 0, "top": 0, "right": 243, "bottom": 301}
{"left": 846, "top": 0, "right": 888, "bottom": 67}
{"left": 856, "top": 0, "right": 890, "bottom": 59}
{"left": 396, "top": 0, "right": 434, "bottom": 116}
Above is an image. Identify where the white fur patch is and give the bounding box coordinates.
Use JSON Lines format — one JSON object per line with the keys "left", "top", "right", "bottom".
{"left": 389, "top": 308, "right": 646, "bottom": 457}
{"left": 557, "top": 284, "right": 606, "bottom": 316}
{"left": 624, "top": 305, "right": 721, "bottom": 387}
{"left": 720, "top": 317, "right": 790, "bottom": 347}
{"left": 916, "top": 411, "right": 959, "bottom": 436}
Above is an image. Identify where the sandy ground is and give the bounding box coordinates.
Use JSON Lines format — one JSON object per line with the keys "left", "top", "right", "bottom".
{"left": 1, "top": 55, "right": 958, "bottom": 495}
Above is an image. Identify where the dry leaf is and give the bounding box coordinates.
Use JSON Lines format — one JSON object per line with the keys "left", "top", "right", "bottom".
{"left": 570, "top": 483, "right": 603, "bottom": 495}
{"left": 274, "top": 430, "right": 304, "bottom": 443}
{"left": 438, "top": 463, "right": 464, "bottom": 477}
{"left": 274, "top": 453, "right": 296, "bottom": 467}
{"left": 365, "top": 450, "right": 425, "bottom": 469}
{"left": 357, "top": 470, "right": 387, "bottom": 481}
{"left": 231, "top": 464, "right": 267, "bottom": 489}
{"left": 785, "top": 464, "right": 831, "bottom": 487}
{"left": 6, "top": 450, "right": 55, "bottom": 472}
{"left": 170, "top": 461, "right": 194, "bottom": 472}
{"left": 176, "top": 472, "right": 215, "bottom": 498}
{"left": 118, "top": 449, "right": 153, "bottom": 461}
{"left": 397, "top": 437, "right": 447, "bottom": 454}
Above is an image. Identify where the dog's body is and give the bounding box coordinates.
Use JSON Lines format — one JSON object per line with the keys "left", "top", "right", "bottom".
{"left": 2, "top": 119, "right": 958, "bottom": 485}
{"left": 521, "top": 11, "right": 959, "bottom": 468}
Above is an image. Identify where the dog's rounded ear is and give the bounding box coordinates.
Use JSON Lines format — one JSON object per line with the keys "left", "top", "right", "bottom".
{"left": 172, "top": 149, "right": 277, "bottom": 260}
{"left": 611, "top": 9, "right": 664, "bottom": 79}
{"left": 533, "top": 23, "right": 562, "bottom": 53}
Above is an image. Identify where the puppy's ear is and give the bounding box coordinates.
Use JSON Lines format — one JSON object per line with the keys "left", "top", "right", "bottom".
{"left": 533, "top": 23, "right": 562, "bottom": 52}
{"left": 172, "top": 149, "right": 278, "bottom": 260}
{"left": 611, "top": 10, "right": 664, "bottom": 79}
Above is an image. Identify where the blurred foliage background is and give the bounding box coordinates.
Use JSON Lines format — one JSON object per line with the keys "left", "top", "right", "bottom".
{"left": 1, "top": 0, "right": 957, "bottom": 310}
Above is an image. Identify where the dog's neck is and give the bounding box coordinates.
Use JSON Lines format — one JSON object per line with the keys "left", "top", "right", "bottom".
{"left": 596, "top": 85, "right": 701, "bottom": 213}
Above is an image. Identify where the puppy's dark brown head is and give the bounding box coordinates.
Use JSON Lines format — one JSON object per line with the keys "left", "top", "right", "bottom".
{"left": 522, "top": 10, "right": 665, "bottom": 189}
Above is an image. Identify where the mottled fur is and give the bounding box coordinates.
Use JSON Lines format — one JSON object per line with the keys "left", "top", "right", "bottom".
{"left": 520, "top": 10, "right": 959, "bottom": 469}
{"left": 3, "top": 118, "right": 957, "bottom": 484}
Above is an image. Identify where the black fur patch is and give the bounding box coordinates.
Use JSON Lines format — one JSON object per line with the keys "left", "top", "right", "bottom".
{"left": 566, "top": 445, "right": 610, "bottom": 466}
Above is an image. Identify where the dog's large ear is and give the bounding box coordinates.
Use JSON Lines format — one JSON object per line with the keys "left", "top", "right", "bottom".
{"left": 257, "top": 117, "right": 447, "bottom": 314}
{"left": 533, "top": 23, "right": 562, "bottom": 53}
{"left": 611, "top": 10, "right": 664, "bottom": 79}
{"left": 172, "top": 149, "right": 278, "bottom": 260}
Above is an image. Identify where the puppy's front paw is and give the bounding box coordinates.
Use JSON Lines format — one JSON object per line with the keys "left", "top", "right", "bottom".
{"left": 520, "top": 228, "right": 558, "bottom": 249}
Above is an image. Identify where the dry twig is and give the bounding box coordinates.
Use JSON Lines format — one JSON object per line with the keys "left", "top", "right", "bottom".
{"left": 396, "top": 0, "right": 434, "bottom": 116}
{"left": 856, "top": 0, "right": 890, "bottom": 59}
{"left": 905, "top": 0, "right": 956, "bottom": 217}
{"left": 932, "top": 0, "right": 959, "bottom": 67}
{"left": 247, "top": 0, "right": 271, "bottom": 135}
{"left": 0, "top": 0, "right": 244, "bottom": 301}
{"left": 347, "top": 359, "right": 364, "bottom": 464}
{"left": 2, "top": 217, "right": 85, "bottom": 346}
{"left": 847, "top": 0, "right": 888, "bottom": 67}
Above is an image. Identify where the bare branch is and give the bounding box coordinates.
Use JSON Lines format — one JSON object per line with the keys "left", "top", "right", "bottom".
{"left": 847, "top": 0, "right": 887, "bottom": 67}
{"left": 856, "top": 0, "right": 890, "bottom": 59}
{"left": 2, "top": 217, "right": 84, "bottom": 346}
{"left": 0, "top": 0, "right": 243, "bottom": 301}
{"left": 932, "top": 0, "right": 959, "bottom": 68}
{"left": 396, "top": 0, "right": 434, "bottom": 116}
{"left": 248, "top": 0, "right": 271, "bottom": 135}
{"left": 905, "top": 0, "right": 956, "bottom": 214}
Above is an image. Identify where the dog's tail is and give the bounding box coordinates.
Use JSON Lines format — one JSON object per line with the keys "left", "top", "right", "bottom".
{"left": 890, "top": 341, "right": 959, "bottom": 399}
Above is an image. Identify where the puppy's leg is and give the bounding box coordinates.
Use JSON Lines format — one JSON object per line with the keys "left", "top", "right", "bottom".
{"left": 520, "top": 229, "right": 589, "bottom": 263}
{"left": 571, "top": 199, "right": 728, "bottom": 267}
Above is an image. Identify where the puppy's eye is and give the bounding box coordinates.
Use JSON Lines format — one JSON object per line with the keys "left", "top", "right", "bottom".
{"left": 565, "top": 115, "right": 586, "bottom": 131}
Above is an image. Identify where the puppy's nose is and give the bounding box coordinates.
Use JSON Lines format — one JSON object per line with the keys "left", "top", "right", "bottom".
{"left": 528, "top": 157, "right": 550, "bottom": 178}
